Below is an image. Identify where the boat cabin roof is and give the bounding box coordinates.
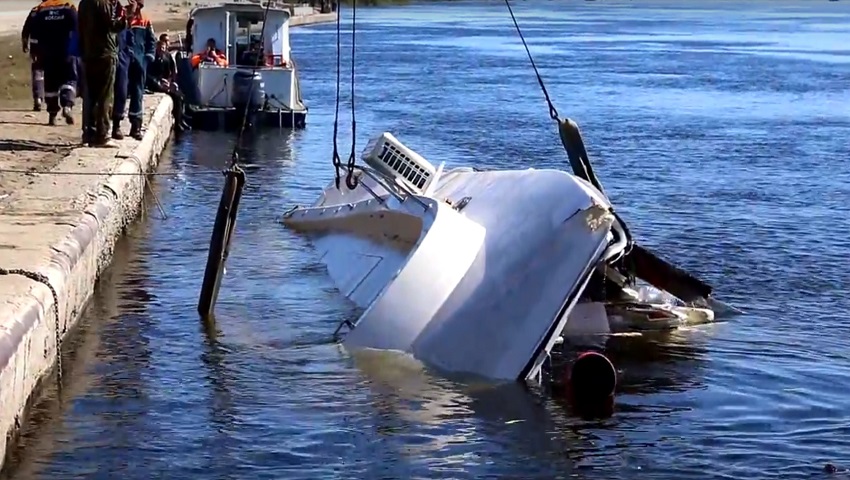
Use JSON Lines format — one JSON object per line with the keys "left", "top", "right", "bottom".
{"left": 189, "top": 2, "right": 292, "bottom": 19}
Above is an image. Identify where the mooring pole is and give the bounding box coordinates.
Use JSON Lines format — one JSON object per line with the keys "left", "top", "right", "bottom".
{"left": 197, "top": 165, "right": 246, "bottom": 318}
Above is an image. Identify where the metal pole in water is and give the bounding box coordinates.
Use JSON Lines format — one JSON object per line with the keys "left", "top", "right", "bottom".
{"left": 197, "top": 165, "right": 246, "bottom": 318}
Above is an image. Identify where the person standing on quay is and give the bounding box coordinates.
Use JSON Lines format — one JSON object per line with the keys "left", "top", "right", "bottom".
{"left": 113, "top": 0, "right": 155, "bottom": 140}
{"left": 111, "top": 11, "right": 131, "bottom": 140}
{"left": 20, "top": 2, "right": 45, "bottom": 112}
{"left": 78, "top": 0, "right": 132, "bottom": 147}
{"left": 21, "top": 0, "right": 78, "bottom": 125}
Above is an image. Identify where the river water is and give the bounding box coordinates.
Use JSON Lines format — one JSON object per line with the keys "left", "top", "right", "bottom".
{"left": 5, "top": 1, "right": 850, "bottom": 479}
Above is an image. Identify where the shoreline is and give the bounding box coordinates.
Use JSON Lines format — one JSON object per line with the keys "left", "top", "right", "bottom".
{"left": 0, "top": 4, "right": 335, "bottom": 473}
{"left": 0, "top": 1, "right": 337, "bottom": 37}
{"left": 0, "top": 94, "right": 175, "bottom": 474}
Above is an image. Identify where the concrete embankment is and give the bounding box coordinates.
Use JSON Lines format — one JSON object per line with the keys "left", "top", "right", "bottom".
{"left": 290, "top": 12, "right": 338, "bottom": 27}
{"left": 0, "top": 94, "right": 174, "bottom": 470}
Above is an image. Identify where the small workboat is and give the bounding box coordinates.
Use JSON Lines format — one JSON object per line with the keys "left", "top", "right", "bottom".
{"left": 281, "top": 122, "right": 739, "bottom": 384}
{"left": 175, "top": 1, "right": 307, "bottom": 130}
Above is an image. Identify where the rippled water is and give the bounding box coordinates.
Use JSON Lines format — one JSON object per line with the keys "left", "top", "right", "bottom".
{"left": 5, "top": 1, "right": 850, "bottom": 478}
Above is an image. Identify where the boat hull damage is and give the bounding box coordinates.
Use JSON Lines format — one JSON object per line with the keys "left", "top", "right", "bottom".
{"left": 282, "top": 131, "right": 737, "bottom": 387}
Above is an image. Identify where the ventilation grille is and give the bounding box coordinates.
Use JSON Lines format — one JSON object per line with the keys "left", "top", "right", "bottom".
{"left": 361, "top": 132, "right": 436, "bottom": 194}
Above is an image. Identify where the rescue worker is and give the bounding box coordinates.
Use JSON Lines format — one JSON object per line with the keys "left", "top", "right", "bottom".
{"left": 111, "top": 13, "right": 131, "bottom": 140}
{"left": 78, "top": 0, "right": 132, "bottom": 147}
{"left": 22, "top": 0, "right": 78, "bottom": 125}
{"left": 190, "top": 38, "right": 228, "bottom": 68}
{"left": 69, "top": 25, "right": 83, "bottom": 104}
{"left": 20, "top": 3, "right": 45, "bottom": 112}
{"left": 113, "top": 0, "right": 155, "bottom": 141}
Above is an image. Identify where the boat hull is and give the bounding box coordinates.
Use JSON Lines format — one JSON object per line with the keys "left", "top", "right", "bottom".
{"left": 187, "top": 107, "right": 307, "bottom": 130}
{"left": 284, "top": 168, "right": 618, "bottom": 382}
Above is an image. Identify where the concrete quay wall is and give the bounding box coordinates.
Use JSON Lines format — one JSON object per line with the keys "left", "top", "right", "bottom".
{"left": 0, "top": 94, "right": 175, "bottom": 470}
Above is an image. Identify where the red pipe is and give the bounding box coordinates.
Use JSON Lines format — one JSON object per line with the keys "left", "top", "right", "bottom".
{"left": 565, "top": 351, "right": 617, "bottom": 412}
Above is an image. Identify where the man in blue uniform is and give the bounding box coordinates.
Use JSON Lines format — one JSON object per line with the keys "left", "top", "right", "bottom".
{"left": 111, "top": 14, "right": 131, "bottom": 140}
{"left": 21, "top": 0, "right": 78, "bottom": 125}
{"left": 113, "top": 0, "right": 155, "bottom": 140}
{"left": 20, "top": 3, "right": 45, "bottom": 112}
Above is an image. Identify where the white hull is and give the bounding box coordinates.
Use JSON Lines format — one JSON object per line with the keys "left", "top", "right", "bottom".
{"left": 284, "top": 133, "right": 634, "bottom": 381}
{"left": 283, "top": 132, "right": 733, "bottom": 383}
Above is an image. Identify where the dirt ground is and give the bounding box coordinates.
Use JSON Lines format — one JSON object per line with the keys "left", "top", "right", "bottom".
{"left": 0, "top": 1, "right": 198, "bottom": 197}
{"left": 0, "top": 109, "right": 79, "bottom": 198}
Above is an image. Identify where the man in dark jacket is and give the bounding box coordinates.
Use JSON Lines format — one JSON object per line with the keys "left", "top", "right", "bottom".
{"left": 21, "top": 0, "right": 78, "bottom": 125}
{"left": 146, "top": 37, "right": 190, "bottom": 132}
{"left": 120, "top": 0, "right": 155, "bottom": 140}
{"left": 78, "top": 0, "right": 131, "bottom": 147}
{"left": 20, "top": 2, "right": 45, "bottom": 112}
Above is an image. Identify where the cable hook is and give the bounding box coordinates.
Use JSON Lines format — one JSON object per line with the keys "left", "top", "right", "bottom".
{"left": 344, "top": 0, "right": 359, "bottom": 190}
{"left": 331, "top": 0, "right": 343, "bottom": 189}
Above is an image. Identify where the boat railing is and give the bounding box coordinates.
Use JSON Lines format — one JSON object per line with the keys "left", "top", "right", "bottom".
{"left": 352, "top": 165, "right": 431, "bottom": 211}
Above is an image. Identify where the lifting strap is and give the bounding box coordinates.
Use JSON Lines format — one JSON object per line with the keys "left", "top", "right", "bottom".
{"left": 505, "top": 0, "right": 716, "bottom": 305}
{"left": 557, "top": 118, "right": 606, "bottom": 198}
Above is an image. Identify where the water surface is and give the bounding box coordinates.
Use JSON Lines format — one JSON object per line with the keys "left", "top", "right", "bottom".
{"left": 6, "top": 1, "right": 850, "bottom": 478}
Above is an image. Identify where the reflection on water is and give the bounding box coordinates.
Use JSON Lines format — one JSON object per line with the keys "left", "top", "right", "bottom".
{"left": 4, "top": 1, "right": 850, "bottom": 478}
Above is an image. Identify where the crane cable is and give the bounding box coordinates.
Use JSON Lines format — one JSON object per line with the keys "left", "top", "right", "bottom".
{"left": 503, "top": 0, "right": 560, "bottom": 122}
{"left": 230, "top": 0, "right": 274, "bottom": 168}
{"left": 504, "top": 0, "right": 636, "bottom": 262}
{"left": 344, "top": 0, "right": 359, "bottom": 190}
{"left": 330, "top": 0, "right": 359, "bottom": 190}
{"left": 331, "top": 0, "right": 343, "bottom": 188}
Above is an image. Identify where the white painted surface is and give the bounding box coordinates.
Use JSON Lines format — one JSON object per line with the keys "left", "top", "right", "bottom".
{"left": 195, "top": 66, "right": 294, "bottom": 108}
{"left": 283, "top": 132, "right": 623, "bottom": 382}
{"left": 190, "top": 5, "right": 296, "bottom": 109}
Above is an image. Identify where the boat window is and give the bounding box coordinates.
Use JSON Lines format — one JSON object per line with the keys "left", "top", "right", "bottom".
{"left": 235, "top": 14, "right": 266, "bottom": 66}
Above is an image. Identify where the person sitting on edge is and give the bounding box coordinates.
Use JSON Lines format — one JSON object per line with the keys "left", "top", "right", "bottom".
{"left": 146, "top": 38, "right": 190, "bottom": 132}
{"left": 190, "top": 38, "right": 227, "bottom": 68}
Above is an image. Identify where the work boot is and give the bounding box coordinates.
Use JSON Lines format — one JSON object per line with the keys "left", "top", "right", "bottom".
{"left": 48, "top": 113, "right": 57, "bottom": 126}
{"left": 129, "top": 119, "right": 143, "bottom": 140}
{"left": 112, "top": 122, "right": 125, "bottom": 140}
{"left": 33, "top": 98, "right": 42, "bottom": 112}
{"left": 91, "top": 137, "right": 119, "bottom": 149}
{"left": 62, "top": 106, "right": 74, "bottom": 125}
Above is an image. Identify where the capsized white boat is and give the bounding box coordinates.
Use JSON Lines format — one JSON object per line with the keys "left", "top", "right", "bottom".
{"left": 282, "top": 121, "right": 739, "bottom": 384}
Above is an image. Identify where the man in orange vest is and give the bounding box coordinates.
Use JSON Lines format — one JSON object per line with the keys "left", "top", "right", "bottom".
{"left": 114, "top": 0, "right": 154, "bottom": 140}
{"left": 191, "top": 38, "right": 228, "bottom": 68}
